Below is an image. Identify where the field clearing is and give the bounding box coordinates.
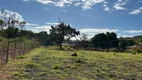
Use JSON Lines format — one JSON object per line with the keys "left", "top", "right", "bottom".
{"left": 0, "top": 47, "right": 142, "bottom": 80}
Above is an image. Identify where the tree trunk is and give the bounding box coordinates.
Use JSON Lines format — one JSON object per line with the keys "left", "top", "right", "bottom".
{"left": 59, "top": 42, "right": 62, "bottom": 49}
{"left": 59, "top": 36, "right": 63, "bottom": 50}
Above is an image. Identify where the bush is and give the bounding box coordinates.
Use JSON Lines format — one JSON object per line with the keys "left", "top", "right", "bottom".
{"left": 109, "top": 48, "right": 117, "bottom": 52}
{"left": 136, "top": 48, "right": 142, "bottom": 53}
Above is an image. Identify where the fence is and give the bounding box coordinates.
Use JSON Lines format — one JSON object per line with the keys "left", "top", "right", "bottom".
{"left": 0, "top": 40, "right": 40, "bottom": 65}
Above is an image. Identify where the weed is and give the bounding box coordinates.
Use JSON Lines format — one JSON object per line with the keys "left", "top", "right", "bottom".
{"left": 52, "top": 64, "right": 61, "bottom": 69}
{"left": 25, "top": 62, "right": 40, "bottom": 69}
{"left": 16, "top": 56, "right": 26, "bottom": 59}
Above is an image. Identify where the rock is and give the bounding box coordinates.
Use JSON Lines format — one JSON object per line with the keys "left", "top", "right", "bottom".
{"left": 71, "top": 53, "right": 77, "bottom": 57}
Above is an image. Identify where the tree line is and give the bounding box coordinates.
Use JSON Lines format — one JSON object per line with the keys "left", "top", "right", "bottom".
{"left": 0, "top": 19, "right": 140, "bottom": 52}
{"left": 0, "top": 8, "right": 141, "bottom": 52}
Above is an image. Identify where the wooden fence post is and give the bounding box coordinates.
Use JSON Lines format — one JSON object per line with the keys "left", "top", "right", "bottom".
{"left": 23, "top": 43, "right": 25, "bottom": 55}
{"left": 26, "top": 43, "right": 28, "bottom": 53}
{"left": 20, "top": 41, "right": 22, "bottom": 56}
{"left": 13, "top": 42, "right": 16, "bottom": 60}
{"left": 27, "top": 44, "right": 29, "bottom": 52}
{"left": 6, "top": 41, "right": 9, "bottom": 63}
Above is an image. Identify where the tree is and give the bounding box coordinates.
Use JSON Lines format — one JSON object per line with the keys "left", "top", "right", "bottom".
{"left": 3, "top": 27, "right": 20, "bottom": 38}
{"left": 91, "top": 32, "right": 119, "bottom": 50}
{"left": 0, "top": 8, "right": 26, "bottom": 38}
{"left": 140, "top": 38, "right": 142, "bottom": 44}
{"left": 49, "top": 22, "right": 80, "bottom": 49}
{"left": 0, "top": 19, "right": 4, "bottom": 29}
{"left": 80, "top": 33, "right": 88, "bottom": 41}
{"left": 37, "top": 31, "right": 51, "bottom": 46}
{"left": 106, "top": 32, "right": 119, "bottom": 48}
{"left": 77, "top": 34, "right": 92, "bottom": 49}
{"left": 91, "top": 33, "right": 109, "bottom": 49}
{"left": 118, "top": 37, "right": 136, "bottom": 51}
{"left": 119, "top": 38, "right": 127, "bottom": 50}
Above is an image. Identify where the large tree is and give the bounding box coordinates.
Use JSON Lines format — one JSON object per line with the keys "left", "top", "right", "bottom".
{"left": 91, "top": 33, "right": 109, "bottom": 49}
{"left": 50, "top": 22, "right": 80, "bottom": 49}
{"left": 106, "top": 32, "right": 119, "bottom": 48}
{"left": 91, "top": 32, "right": 119, "bottom": 49}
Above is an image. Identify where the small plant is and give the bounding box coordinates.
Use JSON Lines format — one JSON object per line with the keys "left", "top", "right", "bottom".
{"left": 76, "top": 59, "right": 84, "bottom": 63}
{"left": 131, "top": 51, "right": 136, "bottom": 55}
{"left": 12, "top": 72, "right": 20, "bottom": 76}
{"left": 52, "top": 64, "right": 61, "bottom": 69}
{"left": 16, "top": 56, "right": 26, "bottom": 59}
{"left": 25, "top": 62, "right": 40, "bottom": 68}
{"left": 38, "top": 72, "right": 47, "bottom": 76}
{"left": 131, "top": 49, "right": 137, "bottom": 55}
{"left": 72, "top": 65, "right": 77, "bottom": 69}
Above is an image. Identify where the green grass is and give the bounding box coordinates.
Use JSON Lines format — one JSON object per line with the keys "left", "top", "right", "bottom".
{"left": 1, "top": 47, "right": 142, "bottom": 80}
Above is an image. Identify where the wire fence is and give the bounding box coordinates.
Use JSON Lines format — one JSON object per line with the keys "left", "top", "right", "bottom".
{"left": 0, "top": 40, "right": 40, "bottom": 65}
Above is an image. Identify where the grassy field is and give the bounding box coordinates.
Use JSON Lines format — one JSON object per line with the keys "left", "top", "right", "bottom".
{"left": 0, "top": 47, "right": 142, "bottom": 80}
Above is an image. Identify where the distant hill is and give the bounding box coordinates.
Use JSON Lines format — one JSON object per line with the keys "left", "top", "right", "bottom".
{"left": 132, "top": 35, "right": 142, "bottom": 43}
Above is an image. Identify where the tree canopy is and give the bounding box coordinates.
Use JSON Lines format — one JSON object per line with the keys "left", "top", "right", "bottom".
{"left": 91, "top": 32, "right": 119, "bottom": 49}
{"left": 50, "top": 22, "right": 80, "bottom": 49}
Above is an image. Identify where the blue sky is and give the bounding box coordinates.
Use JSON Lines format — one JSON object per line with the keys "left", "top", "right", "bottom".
{"left": 0, "top": 0, "right": 142, "bottom": 39}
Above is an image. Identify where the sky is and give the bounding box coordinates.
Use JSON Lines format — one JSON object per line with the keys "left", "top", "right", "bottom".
{"left": 0, "top": 0, "right": 142, "bottom": 39}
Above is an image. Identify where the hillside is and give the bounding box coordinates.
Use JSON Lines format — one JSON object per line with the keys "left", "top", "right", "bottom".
{"left": 132, "top": 35, "right": 142, "bottom": 43}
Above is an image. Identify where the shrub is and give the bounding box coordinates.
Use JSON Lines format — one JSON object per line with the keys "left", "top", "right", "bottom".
{"left": 109, "top": 48, "right": 117, "bottom": 52}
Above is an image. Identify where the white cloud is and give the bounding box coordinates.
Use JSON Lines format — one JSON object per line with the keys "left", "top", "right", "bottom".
{"left": 26, "top": 25, "right": 51, "bottom": 33}
{"left": 0, "top": 13, "right": 2, "bottom": 17}
{"left": 35, "top": 0, "right": 74, "bottom": 7}
{"left": 80, "top": 28, "right": 118, "bottom": 33}
{"left": 22, "top": 0, "right": 142, "bottom": 14}
{"left": 75, "top": 2, "right": 81, "bottom": 6}
{"left": 26, "top": 22, "right": 59, "bottom": 33}
{"left": 0, "top": 9, "right": 24, "bottom": 22}
{"left": 24, "top": 0, "right": 105, "bottom": 10}
{"left": 79, "top": 28, "right": 118, "bottom": 39}
{"left": 36, "top": 0, "right": 53, "bottom": 5}
{"left": 103, "top": 5, "right": 110, "bottom": 11}
{"left": 35, "top": 25, "right": 51, "bottom": 33}
{"left": 104, "top": 7, "right": 110, "bottom": 11}
{"left": 117, "top": 34, "right": 133, "bottom": 38}
{"left": 81, "top": 0, "right": 105, "bottom": 10}
{"left": 129, "top": 7, "right": 142, "bottom": 15}
{"left": 46, "top": 22, "right": 59, "bottom": 25}
{"left": 23, "top": 0, "right": 30, "bottom": 1}
{"left": 103, "top": 1, "right": 108, "bottom": 4}
{"left": 70, "top": 28, "right": 118, "bottom": 40}
{"left": 114, "top": 4, "right": 126, "bottom": 10}
{"left": 123, "top": 30, "right": 142, "bottom": 33}
{"left": 113, "top": 0, "right": 128, "bottom": 10}
{"left": 103, "top": 5, "right": 107, "bottom": 7}
{"left": 26, "top": 23, "right": 39, "bottom": 26}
